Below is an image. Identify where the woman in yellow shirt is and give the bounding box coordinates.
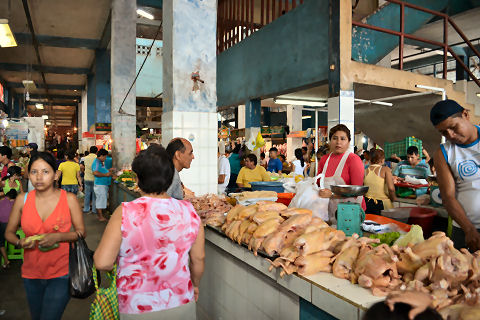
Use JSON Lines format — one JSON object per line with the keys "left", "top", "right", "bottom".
{"left": 236, "top": 154, "right": 271, "bottom": 188}
{"left": 363, "top": 149, "right": 397, "bottom": 214}
{"left": 58, "top": 151, "right": 83, "bottom": 195}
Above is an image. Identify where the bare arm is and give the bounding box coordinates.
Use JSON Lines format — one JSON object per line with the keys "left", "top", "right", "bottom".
{"left": 189, "top": 224, "right": 205, "bottom": 301}
{"left": 76, "top": 171, "right": 83, "bottom": 191}
{"left": 94, "top": 206, "right": 122, "bottom": 271}
{"left": 5, "top": 194, "right": 32, "bottom": 248}
{"left": 18, "top": 181, "right": 24, "bottom": 194}
{"left": 384, "top": 167, "right": 397, "bottom": 202}
{"left": 93, "top": 171, "right": 112, "bottom": 178}
{"left": 38, "top": 192, "right": 86, "bottom": 248}
{"left": 218, "top": 174, "right": 226, "bottom": 184}
{"left": 435, "top": 148, "right": 480, "bottom": 250}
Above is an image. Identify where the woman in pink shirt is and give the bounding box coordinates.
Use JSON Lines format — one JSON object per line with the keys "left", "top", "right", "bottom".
{"left": 318, "top": 124, "right": 365, "bottom": 223}
{"left": 94, "top": 144, "right": 205, "bottom": 319}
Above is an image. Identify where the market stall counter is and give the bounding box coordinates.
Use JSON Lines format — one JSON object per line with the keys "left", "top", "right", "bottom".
{"left": 197, "top": 226, "right": 384, "bottom": 320}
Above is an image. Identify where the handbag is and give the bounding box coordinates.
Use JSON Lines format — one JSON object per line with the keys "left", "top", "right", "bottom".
{"left": 69, "top": 234, "right": 97, "bottom": 298}
{"left": 89, "top": 265, "right": 119, "bottom": 320}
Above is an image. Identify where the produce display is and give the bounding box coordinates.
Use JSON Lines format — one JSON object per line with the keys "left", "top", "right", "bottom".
{"left": 185, "top": 193, "right": 232, "bottom": 227}
{"left": 369, "top": 232, "right": 401, "bottom": 247}
{"left": 218, "top": 203, "right": 480, "bottom": 314}
{"left": 116, "top": 170, "right": 136, "bottom": 188}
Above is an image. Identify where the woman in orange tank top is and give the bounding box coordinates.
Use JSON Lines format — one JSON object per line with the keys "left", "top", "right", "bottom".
{"left": 5, "top": 152, "right": 85, "bottom": 320}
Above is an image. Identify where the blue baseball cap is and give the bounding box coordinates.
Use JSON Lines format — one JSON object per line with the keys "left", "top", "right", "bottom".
{"left": 430, "top": 99, "right": 465, "bottom": 126}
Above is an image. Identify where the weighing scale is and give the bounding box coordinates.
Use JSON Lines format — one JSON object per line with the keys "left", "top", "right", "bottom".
{"left": 331, "top": 185, "right": 369, "bottom": 237}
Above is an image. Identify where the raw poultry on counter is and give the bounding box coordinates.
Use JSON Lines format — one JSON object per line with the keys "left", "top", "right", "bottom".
{"left": 214, "top": 202, "right": 480, "bottom": 316}
{"left": 184, "top": 193, "right": 232, "bottom": 227}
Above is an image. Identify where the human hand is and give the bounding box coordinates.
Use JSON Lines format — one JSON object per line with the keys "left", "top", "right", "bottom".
{"left": 19, "top": 238, "right": 36, "bottom": 249}
{"left": 193, "top": 286, "right": 199, "bottom": 302}
{"left": 307, "top": 142, "right": 314, "bottom": 151}
{"left": 318, "top": 189, "right": 333, "bottom": 198}
{"left": 386, "top": 290, "right": 433, "bottom": 320}
{"left": 38, "top": 233, "right": 60, "bottom": 248}
{"left": 465, "top": 230, "right": 480, "bottom": 252}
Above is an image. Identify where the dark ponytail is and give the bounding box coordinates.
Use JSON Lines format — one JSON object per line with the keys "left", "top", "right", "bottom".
{"left": 295, "top": 148, "right": 304, "bottom": 167}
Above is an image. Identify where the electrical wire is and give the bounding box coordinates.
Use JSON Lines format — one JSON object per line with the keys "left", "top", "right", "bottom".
{"left": 117, "top": 20, "right": 163, "bottom": 116}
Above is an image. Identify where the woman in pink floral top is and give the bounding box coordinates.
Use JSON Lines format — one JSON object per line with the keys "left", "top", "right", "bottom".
{"left": 94, "top": 144, "right": 205, "bottom": 319}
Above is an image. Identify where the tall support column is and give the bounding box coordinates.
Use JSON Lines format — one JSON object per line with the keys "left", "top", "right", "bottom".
{"left": 286, "top": 105, "right": 302, "bottom": 162}
{"left": 86, "top": 74, "right": 95, "bottom": 132}
{"left": 162, "top": 0, "right": 218, "bottom": 195}
{"left": 79, "top": 89, "right": 89, "bottom": 152}
{"left": 111, "top": 0, "right": 137, "bottom": 169}
{"left": 327, "top": 91, "right": 355, "bottom": 149}
{"left": 237, "top": 105, "right": 246, "bottom": 129}
{"left": 245, "top": 99, "right": 261, "bottom": 157}
{"left": 95, "top": 49, "right": 111, "bottom": 126}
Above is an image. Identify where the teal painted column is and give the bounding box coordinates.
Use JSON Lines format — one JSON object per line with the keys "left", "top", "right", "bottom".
{"left": 111, "top": 0, "right": 137, "bottom": 169}
{"left": 95, "top": 49, "right": 111, "bottom": 125}
{"left": 87, "top": 74, "right": 95, "bottom": 131}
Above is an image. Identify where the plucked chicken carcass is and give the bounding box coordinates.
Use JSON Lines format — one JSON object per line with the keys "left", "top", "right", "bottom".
{"left": 226, "top": 205, "right": 245, "bottom": 223}
{"left": 294, "top": 227, "right": 345, "bottom": 255}
{"left": 257, "top": 201, "right": 288, "bottom": 212}
{"left": 185, "top": 193, "right": 233, "bottom": 223}
{"left": 280, "top": 208, "right": 313, "bottom": 218}
{"left": 252, "top": 210, "right": 283, "bottom": 224}
{"left": 295, "top": 251, "right": 333, "bottom": 276}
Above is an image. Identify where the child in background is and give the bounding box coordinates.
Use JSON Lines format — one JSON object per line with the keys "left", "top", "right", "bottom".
{"left": 0, "top": 189, "right": 18, "bottom": 268}
{"left": 2, "top": 166, "right": 23, "bottom": 195}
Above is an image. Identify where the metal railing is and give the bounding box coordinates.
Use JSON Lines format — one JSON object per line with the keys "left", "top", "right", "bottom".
{"left": 217, "top": 0, "right": 304, "bottom": 54}
{"left": 352, "top": 0, "right": 480, "bottom": 87}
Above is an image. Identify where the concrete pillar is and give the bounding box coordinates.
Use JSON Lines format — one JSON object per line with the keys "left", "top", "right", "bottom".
{"left": 86, "top": 74, "right": 95, "bottom": 132}
{"left": 78, "top": 89, "right": 89, "bottom": 152}
{"left": 244, "top": 99, "right": 261, "bottom": 158}
{"left": 13, "top": 96, "right": 20, "bottom": 118}
{"left": 111, "top": 0, "right": 137, "bottom": 169}
{"left": 162, "top": 0, "right": 218, "bottom": 195}
{"left": 286, "top": 105, "right": 303, "bottom": 162}
{"left": 327, "top": 90, "right": 355, "bottom": 149}
{"left": 455, "top": 55, "right": 469, "bottom": 81}
{"left": 238, "top": 105, "right": 246, "bottom": 129}
{"left": 95, "top": 49, "right": 111, "bottom": 125}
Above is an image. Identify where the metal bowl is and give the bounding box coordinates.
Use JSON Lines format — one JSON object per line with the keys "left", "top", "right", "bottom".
{"left": 331, "top": 185, "right": 369, "bottom": 197}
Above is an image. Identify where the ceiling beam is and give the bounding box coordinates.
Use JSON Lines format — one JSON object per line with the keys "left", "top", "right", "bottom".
{"left": 14, "top": 33, "right": 99, "bottom": 50}
{"left": 7, "top": 82, "right": 84, "bottom": 91}
{"left": 0, "top": 63, "right": 89, "bottom": 74}
{"left": 20, "top": 94, "right": 81, "bottom": 100}
{"left": 137, "top": 0, "right": 162, "bottom": 9}
{"left": 26, "top": 102, "right": 76, "bottom": 107}
{"left": 99, "top": 11, "right": 111, "bottom": 49}
{"left": 137, "top": 97, "right": 162, "bottom": 107}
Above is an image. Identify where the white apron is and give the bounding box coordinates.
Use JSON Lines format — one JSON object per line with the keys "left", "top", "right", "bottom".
{"left": 321, "top": 152, "right": 363, "bottom": 225}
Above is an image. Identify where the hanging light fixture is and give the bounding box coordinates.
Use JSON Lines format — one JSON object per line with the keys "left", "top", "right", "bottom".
{"left": 0, "top": 19, "right": 17, "bottom": 47}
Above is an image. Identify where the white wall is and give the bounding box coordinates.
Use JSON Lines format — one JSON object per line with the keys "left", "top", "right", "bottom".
{"left": 136, "top": 38, "right": 163, "bottom": 98}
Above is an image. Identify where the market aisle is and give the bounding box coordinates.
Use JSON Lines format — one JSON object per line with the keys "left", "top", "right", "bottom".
{"left": 0, "top": 213, "right": 107, "bottom": 319}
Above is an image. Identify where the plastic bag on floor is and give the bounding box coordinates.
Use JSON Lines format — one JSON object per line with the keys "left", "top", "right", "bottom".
{"left": 288, "top": 174, "right": 329, "bottom": 221}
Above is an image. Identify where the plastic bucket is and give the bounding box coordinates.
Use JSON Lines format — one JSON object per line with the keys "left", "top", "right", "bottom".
{"left": 408, "top": 207, "right": 437, "bottom": 238}
{"left": 276, "top": 193, "right": 295, "bottom": 206}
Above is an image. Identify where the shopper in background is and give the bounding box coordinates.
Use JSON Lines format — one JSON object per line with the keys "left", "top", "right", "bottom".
{"left": 363, "top": 149, "right": 397, "bottom": 214}
{"left": 318, "top": 125, "right": 366, "bottom": 222}
{"left": 267, "top": 147, "right": 283, "bottom": 173}
{"left": 218, "top": 147, "right": 231, "bottom": 195}
{"left": 260, "top": 152, "right": 268, "bottom": 169}
{"left": 24, "top": 143, "right": 38, "bottom": 192}
{"left": 236, "top": 154, "right": 271, "bottom": 188}
{"left": 2, "top": 166, "right": 23, "bottom": 195}
{"left": 227, "top": 143, "right": 241, "bottom": 191}
{"left": 93, "top": 149, "right": 114, "bottom": 222}
{"left": 55, "top": 150, "right": 66, "bottom": 169}
{"left": 58, "top": 151, "right": 82, "bottom": 195}
{"left": 94, "top": 145, "right": 204, "bottom": 319}
{"left": 0, "top": 146, "right": 15, "bottom": 179}
{"left": 5, "top": 152, "right": 85, "bottom": 320}
{"left": 166, "top": 138, "right": 195, "bottom": 200}
{"left": 430, "top": 99, "right": 480, "bottom": 251}
{"left": 392, "top": 146, "right": 431, "bottom": 180}
{"left": 82, "top": 146, "right": 98, "bottom": 215}
{"left": 291, "top": 148, "right": 306, "bottom": 176}
{"left": 279, "top": 154, "right": 291, "bottom": 174}
{"left": 0, "top": 189, "right": 17, "bottom": 269}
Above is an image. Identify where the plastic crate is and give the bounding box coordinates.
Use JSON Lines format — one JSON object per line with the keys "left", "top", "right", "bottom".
{"left": 384, "top": 136, "right": 422, "bottom": 159}
{"left": 249, "top": 181, "right": 284, "bottom": 193}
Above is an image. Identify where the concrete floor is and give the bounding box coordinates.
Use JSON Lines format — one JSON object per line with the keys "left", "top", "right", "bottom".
{"left": 0, "top": 213, "right": 107, "bottom": 319}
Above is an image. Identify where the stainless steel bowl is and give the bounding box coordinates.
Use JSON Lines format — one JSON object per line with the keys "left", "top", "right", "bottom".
{"left": 331, "top": 185, "right": 369, "bottom": 197}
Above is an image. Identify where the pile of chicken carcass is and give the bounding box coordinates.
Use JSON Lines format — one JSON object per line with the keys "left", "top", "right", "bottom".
{"left": 221, "top": 202, "right": 480, "bottom": 314}
{"left": 185, "top": 193, "right": 232, "bottom": 226}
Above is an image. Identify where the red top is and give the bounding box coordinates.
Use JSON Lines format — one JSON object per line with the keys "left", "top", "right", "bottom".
{"left": 1, "top": 161, "right": 14, "bottom": 179}
{"left": 21, "top": 190, "right": 71, "bottom": 279}
{"left": 318, "top": 152, "right": 366, "bottom": 210}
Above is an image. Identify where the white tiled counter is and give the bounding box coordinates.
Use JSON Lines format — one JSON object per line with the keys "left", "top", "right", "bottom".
{"left": 197, "top": 228, "right": 384, "bottom": 320}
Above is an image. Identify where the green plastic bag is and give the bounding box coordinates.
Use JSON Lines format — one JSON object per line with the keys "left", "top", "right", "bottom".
{"left": 89, "top": 265, "right": 119, "bottom": 320}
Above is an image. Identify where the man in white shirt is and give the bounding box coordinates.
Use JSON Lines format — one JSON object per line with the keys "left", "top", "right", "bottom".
{"left": 218, "top": 148, "right": 231, "bottom": 194}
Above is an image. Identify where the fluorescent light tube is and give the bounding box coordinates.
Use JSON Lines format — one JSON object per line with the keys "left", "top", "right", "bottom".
{"left": 302, "top": 116, "right": 312, "bottom": 119}
{"left": 137, "top": 9, "right": 154, "bottom": 20}
{"left": 35, "top": 103, "right": 44, "bottom": 109}
{"left": 42, "top": 115, "right": 48, "bottom": 119}
{"left": 0, "top": 19, "right": 17, "bottom": 47}
{"left": 274, "top": 98, "right": 326, "bottom": 107}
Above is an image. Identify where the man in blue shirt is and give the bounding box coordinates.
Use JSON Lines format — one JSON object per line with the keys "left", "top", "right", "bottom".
{"left": 92, "top": 149, "right": 114, "bottom": 222}
{"left": 393, "top": 146, "right": 431, "bottom": 179}
{"left": 267, "top": 147, "right": 283, "bottom": 173}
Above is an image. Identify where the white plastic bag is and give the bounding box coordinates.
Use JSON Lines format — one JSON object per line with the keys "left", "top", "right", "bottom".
{"left": 288, "top": 174, "right": 329, "bottom": 221}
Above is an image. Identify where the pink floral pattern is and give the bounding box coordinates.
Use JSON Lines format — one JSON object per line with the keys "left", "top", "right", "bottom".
{"left": 118, "top": 197, "right": 200, "bottom": 314}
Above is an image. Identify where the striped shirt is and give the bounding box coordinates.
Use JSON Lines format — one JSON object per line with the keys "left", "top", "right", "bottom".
{"left": 392, "top": 159, "right": 431, "bottom": 179}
